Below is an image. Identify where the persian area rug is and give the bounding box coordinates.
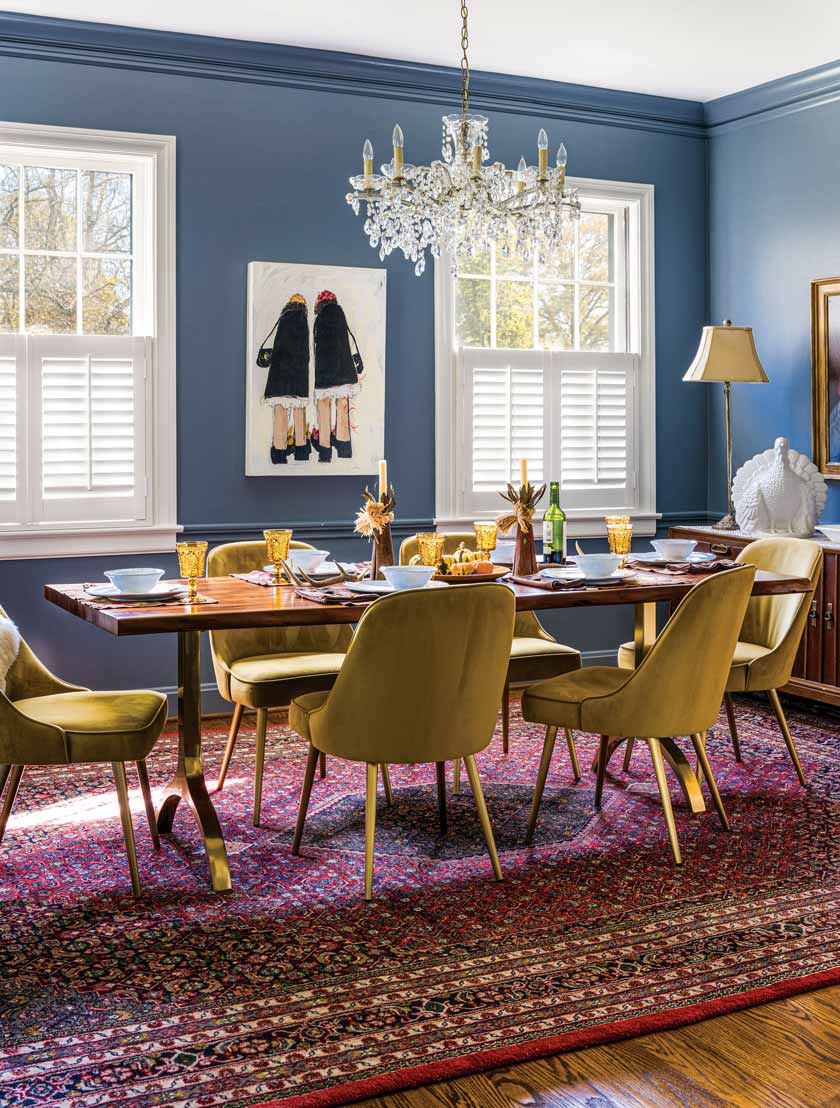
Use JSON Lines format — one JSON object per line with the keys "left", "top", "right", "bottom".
{"left": 1, "top": 697, "right": 839, "bottom": 1108}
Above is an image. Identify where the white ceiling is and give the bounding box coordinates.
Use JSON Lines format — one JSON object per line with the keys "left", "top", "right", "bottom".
{"left": 4, "top": 0, "right": 840, "bottom": 102}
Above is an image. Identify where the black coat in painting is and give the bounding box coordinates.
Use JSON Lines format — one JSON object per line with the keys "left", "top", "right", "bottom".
{"left": 313, "top": 297, "right": 360, "bottom": 396}
{"left": 264, "top": 296, "right": 309, "bottom": 403}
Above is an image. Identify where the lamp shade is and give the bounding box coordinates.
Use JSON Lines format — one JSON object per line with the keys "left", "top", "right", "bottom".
{"left": 683, "top": 320, "right": 769, "bottom": 384}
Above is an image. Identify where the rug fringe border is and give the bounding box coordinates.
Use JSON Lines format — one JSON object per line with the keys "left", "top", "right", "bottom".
{"left": 255, "top": 966, "right": 840, "bottom": 1108}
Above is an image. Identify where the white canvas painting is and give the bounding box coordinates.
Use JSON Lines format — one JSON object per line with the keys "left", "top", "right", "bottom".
{"left": 245, "top": 261, "right": 386, "bottom": 476}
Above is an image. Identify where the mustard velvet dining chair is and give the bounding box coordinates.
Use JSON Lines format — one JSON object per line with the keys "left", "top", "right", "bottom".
{"left": 617, "top": 538, "right": 822, "bottom": 784}
{"left": 207, "top": 540, "right": 391, "bottom": 826}
{"left": 399, "top": 533, "right": 582, "bottom": 779}
{"left": 521, "top": 566, "right": 756, "bottom": 864}
{"left": 0, "top": 606, "right": 167, "bottom": 896}
{"left": 289, "top": 582, "right": 515, "bottom": 900}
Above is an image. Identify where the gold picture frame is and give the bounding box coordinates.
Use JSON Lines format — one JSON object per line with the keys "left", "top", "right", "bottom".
{"left": 811, "top": 276, "right": 840, "bottom": 477}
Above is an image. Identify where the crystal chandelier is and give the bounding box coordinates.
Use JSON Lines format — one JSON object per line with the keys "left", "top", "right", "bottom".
{"left": 346, "top": 1, "right": 581, "bottom": 276}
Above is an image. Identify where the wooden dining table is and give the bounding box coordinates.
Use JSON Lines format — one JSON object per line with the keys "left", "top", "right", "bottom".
{"left": 44, "top": 567, "right": 813, "bottom": 892}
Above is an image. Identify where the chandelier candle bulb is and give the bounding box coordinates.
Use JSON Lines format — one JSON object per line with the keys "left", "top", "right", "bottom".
{"left": 538, "top": 128, "right": 549, "bottom": 180}
{"left": 392, "top": 125, "right": 404, "bottom": 178}
{"left": 517, "top": 156, "right": 527, "bottom": 193}
{"left": 556, "top": 143, "right": 567, "bottom": 190}
{"left": 363, "top": 139, "right": 374, "bottom": 182}
{"left": 472, "top": 144, "right": 482, "bottom": 175}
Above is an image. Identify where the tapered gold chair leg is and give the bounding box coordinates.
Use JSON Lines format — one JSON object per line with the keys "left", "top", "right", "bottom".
{"left": 0, "top": 764, "right": 10, "bottom": 801}
{"left": 724, "top": 693, "right": 741, "bottom": 762}
{"left": 364, "top": 763, "right": 378, "bottom": 900}
{"left": 622, "top": 737, "right": 635, "bottom": 772}
{"left": 136, "top": 760, "right": 160, "bottom": 850}
{"left": 253, "top": 708, "right": 268, "bottom": 826}
{"left": 691, "top": 731, "right": 730, "bottom": 831}
{"left": 381, "top": 764, "right": 394, "bottom": 806}
{"left": 501, "top": 681, "right": 510, "bottom": 754}
{"left": 768, "top": 689, "right": 807, "bottom": 785}
{"left": 0, "top": 765, "right": 23, "bottom": 846}
{"left": 215, "top": 702, "right": 243, "bottom": 791}
{"left": 112, "top": 761, "right": 141, "bottom": 897}
{"left": 594, "top": 735, "right": 610, "bottom": 809}
{"left": 453, "top": 756, "right": 462, "bottom": 794}
{"left": 292, "top": 745, "right": 319, "bottom": 855}
{"left": 526, "top": 726, "right": 557, "bottom": 845}
{"left": 647, "top": 739, "right": 682, "bottom": 865}
{"left": 565, "top": 728, "right": 581, "bottom": 782}
{"left": 435, "top": 761, "right": 447, "bottom": 834}
{"left": 319, "top": 751, "right": 327, "bottom": 779}
{"left": 464, "top": 755, "right": 502, "bottom": 881}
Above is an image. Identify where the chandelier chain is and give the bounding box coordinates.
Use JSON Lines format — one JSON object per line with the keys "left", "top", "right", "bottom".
{"left": 460, "top": 0, "right": 470, "bottom": 120}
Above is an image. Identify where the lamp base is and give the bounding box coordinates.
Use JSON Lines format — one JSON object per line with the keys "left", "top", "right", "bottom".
{"left": 712, "top": 511, "right": 739, "bottom": 531}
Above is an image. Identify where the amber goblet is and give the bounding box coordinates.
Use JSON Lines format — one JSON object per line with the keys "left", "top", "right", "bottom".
{"left": 473, "top": 521, "right": 498, "bottom": 562}
{"left": 605, "top": 516, "right": 633, "bottom": 566}
{"left": 264, "top": 529, "right": 293, "bottom": 584}
{"left": 176, "top": 541, "right": 208, "bottom": 604}
{"left": 416, "top": 532, "right": 445, "bottom": 567}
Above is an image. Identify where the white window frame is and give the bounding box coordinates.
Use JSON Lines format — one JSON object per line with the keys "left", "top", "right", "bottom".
{"left": 0, "top": 121, "right": 176, "bottom": 559}
{"left": 435, "top": 176, "right": 656, "bottom": 538}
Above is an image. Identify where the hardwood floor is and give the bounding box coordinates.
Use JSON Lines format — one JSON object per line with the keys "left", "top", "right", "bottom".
{"left": 357, "top": 986, "right": 840, "bottom": 1108}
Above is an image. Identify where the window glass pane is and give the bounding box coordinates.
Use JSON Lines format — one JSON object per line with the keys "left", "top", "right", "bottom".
{"left": 0, "top": 165, "right": 19, "bottom": 249}
{"left": 579, "top": 285, "right": 611, "bottom": 351}
{"left": 538, "top": 283, "right": 574, "bottom": 350}
{"left": 0, "top": 255, "right": 19, "bottom": 332}
{"left": 83, "top": 258, "right": 132, "bottom": 334}
{"left": 457, "top": 246, "right": 490, "bottom": 276}
{"left": 495, "top": 241, "right": 532, "bottom": 278}
{"left": 496, "top": 280, "right": 533, "bottom": 349}
{"left": 24, "top": 167, "right": 77, "bottom": 252}
{"left": 578, "top": 212, "right": 612, "bottom": 283}
{"left": 538, "top": 236, "right": 574, "bottom": 282}
{"left": 456, "top": 278, "right": 490, "bottom": 347}
{"left": 82, "top": 171, "right": 132, "bottom": 254}
{"left": 25, "top": 255, "right": 76, "bottom": 333}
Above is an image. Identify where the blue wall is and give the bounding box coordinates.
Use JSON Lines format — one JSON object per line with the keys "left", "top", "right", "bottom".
{"left": 0, "top": 15, "right": 710, "bottom": 702}
{"left": 707, "top": 70, "right": 840, "bottom": 520}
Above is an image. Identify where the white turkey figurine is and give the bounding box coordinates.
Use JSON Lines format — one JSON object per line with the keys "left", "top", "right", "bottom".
{"left": 732, "top": 437, "right": 827, "bottom": 537}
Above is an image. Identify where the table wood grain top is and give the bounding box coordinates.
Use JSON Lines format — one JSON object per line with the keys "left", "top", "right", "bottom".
{"left": 43, "top": 569, "right": 814, "bottom": 637}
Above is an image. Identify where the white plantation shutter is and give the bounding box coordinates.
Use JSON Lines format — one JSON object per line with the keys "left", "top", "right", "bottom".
{"left": 28, "top": 335, "right": 148, "bottom": 524}
{"left": 462, "top": 348, "right": 547, "bottom": 508}
{"left": 557, "top": 353, "right": 638, "bottom": 508}
{"left": 0, "top": 336, "right": 24, "bottom": 524}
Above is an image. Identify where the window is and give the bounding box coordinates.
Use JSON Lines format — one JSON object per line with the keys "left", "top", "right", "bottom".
{"left": 0, "top": 122, "right": 175, "bottom": 558}
{"left": 435, "top": 178, "right": 655, "bottom": 536}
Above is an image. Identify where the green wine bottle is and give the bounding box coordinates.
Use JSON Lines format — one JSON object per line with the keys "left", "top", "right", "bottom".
{"left": 543, "top": 481, "right": 566, "bottom": 564}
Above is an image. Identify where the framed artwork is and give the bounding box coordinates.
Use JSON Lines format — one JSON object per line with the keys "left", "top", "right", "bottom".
{"left": 811, "top": 275, "right": 840, "bottom": 477}
{"left": 245, "top": 261, "right": 386, "bottom": 476}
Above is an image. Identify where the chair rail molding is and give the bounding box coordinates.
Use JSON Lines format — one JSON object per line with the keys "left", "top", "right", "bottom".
{"left": 0, "top": 12, "right": 705, "bottom": 139}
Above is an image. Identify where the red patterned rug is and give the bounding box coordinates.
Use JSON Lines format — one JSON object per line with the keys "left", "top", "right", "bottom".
{"left": 1, "top": 695, "right": 838, "bottom": 1108}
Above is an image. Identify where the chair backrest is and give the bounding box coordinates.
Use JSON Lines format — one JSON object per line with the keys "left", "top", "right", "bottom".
{"left": 206, "top": 541, "right": 353, "bottom": 676}
{"left": 0, "top": 602, "right": 80, "bottom": 702}
{"left": 582, "top": 566, "right": 756, "bottom": 737}
{"left": 308, "top": 582, "right": 515, "bottom": 764}
{"left": 735, "top": 538, "right": 822, "bottom": 680}
{"left": 399, "top": 531, "right": 550, "bottom": 642}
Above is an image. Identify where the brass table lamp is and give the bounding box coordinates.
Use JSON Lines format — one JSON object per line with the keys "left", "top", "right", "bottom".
{"left": 683, "top": 319, "right": 769, "bottom": 530}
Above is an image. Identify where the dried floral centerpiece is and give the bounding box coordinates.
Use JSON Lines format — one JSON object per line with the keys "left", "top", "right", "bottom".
{"left": 354, "top": 460, "right": 395, "bottom": 579}
{"left": 498, "top": 464, "right": 545, "bottom": 577}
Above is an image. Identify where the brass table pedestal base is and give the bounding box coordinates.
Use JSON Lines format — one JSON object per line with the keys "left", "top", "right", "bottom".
{"left": 156, "top": 629, "right": 232, "bottom": 892}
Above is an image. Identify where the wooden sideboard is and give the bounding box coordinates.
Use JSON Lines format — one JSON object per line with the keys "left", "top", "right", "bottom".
{"left": 669, "top": 524, "right": 840, "bottom": 708}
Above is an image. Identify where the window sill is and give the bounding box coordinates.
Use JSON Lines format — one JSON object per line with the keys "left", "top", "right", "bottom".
{"left": 0, "top": 525, "right": 180, "bottom": 561}
{"left": 437, "top": 511, "right": 660, "bottom": 539}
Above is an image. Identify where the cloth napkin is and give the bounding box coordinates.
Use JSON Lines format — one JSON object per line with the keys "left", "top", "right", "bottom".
{"left": 505, "top": 573, "right": 583, "bottom": 591}
{"left": 295, "top": 587, "right": 374, "bottom": 606}
{"left": 625, "top": 558, "right": 739, "bottom": 575}
{"left": 234, "top": 563, "right": 369, "bottom": 588}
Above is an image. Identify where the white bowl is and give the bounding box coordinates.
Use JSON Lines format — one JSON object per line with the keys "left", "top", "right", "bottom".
{"left": 104, "top": 567, "right": 165, "bottom": 595}
{"left": 651, "top": 539, "right": 697, "bottom": 562}
{"left": 818, "top": 525, "right": 840, "bottom": 544}
{"left": 287, "top": 548, "right": 330, "bottom": 574}
{"left": 574, "top": 553, "right": 624, "bottom": 579}
{"left": 381, "top": 565, "right": 437, "bottom": 591}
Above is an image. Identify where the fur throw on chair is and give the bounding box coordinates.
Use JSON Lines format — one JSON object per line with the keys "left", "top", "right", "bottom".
{"left": 0, "top": 617, "right": 21, "bottom": 693}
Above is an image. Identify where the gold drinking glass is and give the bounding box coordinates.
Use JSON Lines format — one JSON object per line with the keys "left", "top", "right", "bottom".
{"left": 416, "top": 531, "right": 445, "bottom": 567}
{"left": 176, "top": 541, "right": 208, "bottom": 604}
{"left": 605, "top": 516, "right": 633, "bottom": 566}
{"left": 264, "top": 528, "right": 293, "bottom": 584}
{"left": 473, "top": 521, "right": 498, "bottom": 561}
